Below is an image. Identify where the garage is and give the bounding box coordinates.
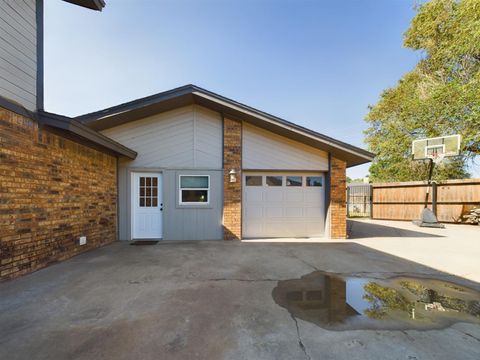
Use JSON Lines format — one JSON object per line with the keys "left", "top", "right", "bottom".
{"left": 242, "top": 172, "right": 325, "bottom": 238}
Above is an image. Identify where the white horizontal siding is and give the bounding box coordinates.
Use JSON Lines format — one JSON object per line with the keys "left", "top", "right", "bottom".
{"left": 0, "top": 0, "right": 36, "bottom": 110}
{"left": 102, "top": 105, "right": 223, "bottom": 169}
{"left": 242, "top": 123, "right": 328, "bottom": 171}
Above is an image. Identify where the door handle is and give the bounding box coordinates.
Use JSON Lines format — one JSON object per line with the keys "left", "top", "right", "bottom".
{"left": 160, "top": 203, "right": 163, "bottom": 211}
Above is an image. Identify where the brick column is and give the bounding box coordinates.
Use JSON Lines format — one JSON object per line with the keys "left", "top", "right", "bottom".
{"left": 329, "top": 157, "right": 347, "bottom": 238}
{"left": 223, "top": 117, "right": 242, "bottom": 240}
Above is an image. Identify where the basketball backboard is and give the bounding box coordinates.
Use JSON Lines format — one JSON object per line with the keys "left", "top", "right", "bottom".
{"left": 412, "top": 135, "right": 461, "bottom": 161}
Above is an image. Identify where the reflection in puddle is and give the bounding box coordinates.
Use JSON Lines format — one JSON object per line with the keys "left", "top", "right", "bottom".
{"left": 272, "top": 272, "right": 480, "bottom": 330}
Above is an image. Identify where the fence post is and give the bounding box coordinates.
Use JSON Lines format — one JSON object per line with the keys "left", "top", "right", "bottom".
{"left": 369, "top": 185, "right": 373, "bottom": 219}
{"left": 346, "top": 186, "right": 350, "bottom": 218}
{"left": 432, "top": 181, "right": 437, "bottom": 216}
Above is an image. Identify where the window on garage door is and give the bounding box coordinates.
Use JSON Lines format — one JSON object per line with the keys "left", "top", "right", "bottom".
{"left": 266, "top": 176, "right": 283, "bottom": 186}
{"left": 306, "top": 176, "right": 323, "bottom": 187}
{"left": 246, "top": 176, "right": 262, "bottom": 186}
{"left": 286, "top": 176, "right": 302, "bottom": 186}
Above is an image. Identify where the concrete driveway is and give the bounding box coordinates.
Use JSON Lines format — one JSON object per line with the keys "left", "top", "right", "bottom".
{"left": 348, "top": 219, "right": 480, "bottom": 283}
{"left": 1, "top": 222, "right": 479, "bottom": 360}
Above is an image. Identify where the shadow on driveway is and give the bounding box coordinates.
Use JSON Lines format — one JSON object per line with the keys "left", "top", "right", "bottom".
{"left": 348, "top": 219, "right": 445, "bottom": 239}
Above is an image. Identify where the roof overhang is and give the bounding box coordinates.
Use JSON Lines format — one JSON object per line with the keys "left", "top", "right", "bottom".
{"left": 62, "top": 0, "right": 106, "bottom": 11}
{"left": 76, "top": 85, "right": 374, "bottom": 167}
{"left": 38, "top": 111, "right": 137, "bottom": 159}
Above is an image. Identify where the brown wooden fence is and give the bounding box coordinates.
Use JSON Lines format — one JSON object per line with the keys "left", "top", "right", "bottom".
{"left": 370, "top": 179, "right": 480, "bottom": 222}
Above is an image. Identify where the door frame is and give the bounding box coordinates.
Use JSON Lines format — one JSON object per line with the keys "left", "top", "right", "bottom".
{"left": 130, "top": 171, "right": 163, "bottom": 240}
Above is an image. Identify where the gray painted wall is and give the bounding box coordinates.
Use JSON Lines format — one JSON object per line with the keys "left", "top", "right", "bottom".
{"left": 105, "top": 105, "right": 224, "bottom": 241}
{"left": 117, "top": 166, "right": 223, "bottom": 241}
{"left": 163, "top": 169, "right": 223, "bottom": 240}
{"left": 0, "top": 0, "right": 37, "bottom": 111}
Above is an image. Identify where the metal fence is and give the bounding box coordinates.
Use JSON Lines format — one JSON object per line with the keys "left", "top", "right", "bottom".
{"left": 346, "top": 183, "right": 371, "bottom": 218}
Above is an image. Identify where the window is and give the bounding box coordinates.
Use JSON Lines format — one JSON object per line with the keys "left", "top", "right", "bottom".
{"left": 286, "top": 176, "right": 302, "bottom": 187}
{"left": 266, "top": 176, "right": 283, "bottom": 186}
{"left": 139, "top": 176, "right": 158, "bottom": 207}
{"left": 246, "top": 176, "right": 262, "bottom": 186}
{"left": 306, "top": 176, "right": 322, "bottom": 187}
{"left": 179, "top": 175, "right": 209, "bottom": 204}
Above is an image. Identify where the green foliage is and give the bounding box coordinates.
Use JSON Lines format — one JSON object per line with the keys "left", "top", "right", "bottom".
{"left": 363, "top": 282, "right": 411, "bottom": 319}
{"left": 365, "top": 0, "right": 480, "bottom": 182}
{"left": 347, "top": 176, "right": 366, "bottom": 183}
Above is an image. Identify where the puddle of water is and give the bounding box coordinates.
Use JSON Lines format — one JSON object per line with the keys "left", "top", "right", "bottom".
{"left": 272, "top": 271, "right": 480, "bottom": 330}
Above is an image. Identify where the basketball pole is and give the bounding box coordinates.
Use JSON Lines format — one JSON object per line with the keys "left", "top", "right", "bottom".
{"left": 424, "top": 158, "right": 434, "bottom": 209}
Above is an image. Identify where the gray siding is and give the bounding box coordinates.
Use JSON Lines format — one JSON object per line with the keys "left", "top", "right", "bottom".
{"left": 163, "top": 169, "right": 223, "bottom": 240}
{"left": 101, "top": 105, "right": 223, "bottom": 169}
{"left": 108, "top": 105, "right": 224, "bottom": 240}
{"left": 117, "top": 167, "right": 223, "bottom": 241}
{"left": 243, "top": 123, "right": 329, "bottom": 171}
{"left": 0, "top": 0, "right": 37, "bottom": 111}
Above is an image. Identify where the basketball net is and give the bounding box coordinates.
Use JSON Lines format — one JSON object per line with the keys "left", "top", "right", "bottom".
{"left": 430, "top": 152, "right": 446, "bottom": 165}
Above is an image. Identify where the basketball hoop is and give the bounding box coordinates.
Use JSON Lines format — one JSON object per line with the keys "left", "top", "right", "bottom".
{"left": 429, "top": 152, "right": 446, "bottom": 165}
{"left": 410, "top": 134, "right": 461, "bottom": 229}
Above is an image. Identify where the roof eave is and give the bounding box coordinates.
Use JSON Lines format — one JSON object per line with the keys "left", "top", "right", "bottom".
{"left": 62, "top": 0, "right": 106, "bottom": 11}
{"left": 190, "top": 91, "right": 375, "bottom": 167}
{"left": 76, "top": 84, "right": 374, "bottom": 166}
{"left": 38, "top": 111, "right": 137, "bottom": 159}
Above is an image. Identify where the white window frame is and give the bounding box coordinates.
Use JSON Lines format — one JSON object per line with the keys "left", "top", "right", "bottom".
{"left": 179, "top": 175, "right": 210, "bottom": 205}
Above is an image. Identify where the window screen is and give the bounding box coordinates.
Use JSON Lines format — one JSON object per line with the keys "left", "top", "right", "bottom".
{"left": 179, "top": 175, "right": 209, "bottom": 204}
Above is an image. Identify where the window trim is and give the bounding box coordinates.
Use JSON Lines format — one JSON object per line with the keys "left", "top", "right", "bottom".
{"left": 178, "top": 175, "right": 210, "bottom": 205}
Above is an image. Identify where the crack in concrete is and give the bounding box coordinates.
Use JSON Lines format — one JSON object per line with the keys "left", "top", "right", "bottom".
{"left": 290, "top": 313, "right": 311, "bottom": 360}
{"left": 286, "top": 251, "right": 321, "bottom": 272}
{"left": 458, "top": 331, "right": 480, "bottom": 343}
{"left": 401, "top": 330, "right": 415, "bottom": 341}
{"left": 204, "top": 278, "right": 280, "bottom": 282}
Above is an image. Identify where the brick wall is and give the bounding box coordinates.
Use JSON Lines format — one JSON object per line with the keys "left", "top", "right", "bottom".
{"left": 329, "top": 157, "right": 347, "bottom": 239}
{"left": 223, "top": 117, "right": 242, "bottom": 240}
{"left": 0, "top": 107, "right": 117, "bottom": 281}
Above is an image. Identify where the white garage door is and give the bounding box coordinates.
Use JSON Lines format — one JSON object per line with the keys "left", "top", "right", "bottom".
{"left": 243, "top": 172, "right": 325, "bottom": 238}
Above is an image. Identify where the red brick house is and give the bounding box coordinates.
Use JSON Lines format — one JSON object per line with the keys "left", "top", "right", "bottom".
{"left": 0, "top": 1, "right": 374, "bottom": 280}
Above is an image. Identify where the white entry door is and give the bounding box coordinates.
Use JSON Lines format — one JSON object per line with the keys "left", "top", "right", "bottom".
{"left": 132, "top": 172, "right": 163, "bottom": 239}
{"left": 243, "top": 172, "right": 325, "bottom": 238}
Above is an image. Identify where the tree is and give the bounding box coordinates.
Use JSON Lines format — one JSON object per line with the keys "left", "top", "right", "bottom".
{"left": 365, "top": 0, "right": 480, "bottom": 182}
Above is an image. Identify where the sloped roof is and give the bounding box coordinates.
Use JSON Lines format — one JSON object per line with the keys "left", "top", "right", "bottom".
{"left": 62, "top": 0, "right": 106, "bottom": 11}
{"left": 77, "top": 85, "right": 374, "bottom": 167}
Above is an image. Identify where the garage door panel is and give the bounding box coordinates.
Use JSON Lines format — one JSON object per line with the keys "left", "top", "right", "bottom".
{"left": 306, "top": 222, "right": 324, "bottom": 236}
{"left": 244, "top": 222, "right": 263, "bottom": 237}
{"left": 305, "top": 207, "right": 323, "bottom": 217}
{"left": 243, "top": 172, "right": 325, "bottom": 238}
{"left": 285, "top": 207, "right": 304, "bottom": 217}
{"left": 245, "top": 188, "right": 264, "bottom": 202}
{"left": 265, "top": 207, "right": 283, "bottom": 218}
{"left": 304, "top": 194, "right": 322, "bottom": 204}
{"left": 265, "top": 189, "right": 284, "bottom": 202}
{"left": 285, "top": 191, "right": 304, "bottom": 202}
{"left": 245, "top": 206, "right": 263, "bottom": 219}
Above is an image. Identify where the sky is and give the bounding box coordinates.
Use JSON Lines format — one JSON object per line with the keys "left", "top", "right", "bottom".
{"left": 43, "top": 0, "right": 480, "bottom": 179}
